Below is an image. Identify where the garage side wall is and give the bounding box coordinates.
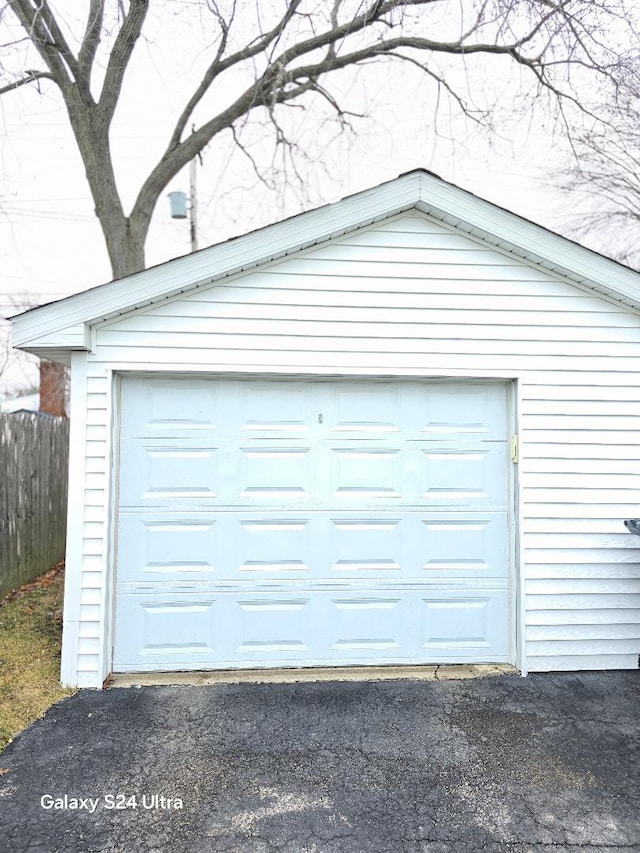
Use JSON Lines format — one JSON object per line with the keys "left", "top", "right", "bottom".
{"left": 66, "top": 212, "right": 640, "bottom": 686}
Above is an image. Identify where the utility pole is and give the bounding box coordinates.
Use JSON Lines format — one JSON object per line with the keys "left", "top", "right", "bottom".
{"left": 167, "top": 126, "right": 201, "bottom": 253}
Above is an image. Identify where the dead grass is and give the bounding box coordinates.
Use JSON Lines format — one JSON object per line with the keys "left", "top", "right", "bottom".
{"left": 0, "top": 562, "right": 76, "bottom": 752}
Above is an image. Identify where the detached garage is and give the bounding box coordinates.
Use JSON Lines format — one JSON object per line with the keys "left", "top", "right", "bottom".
{"left": 12, "top": 169, "right": 640, "bottom": 688}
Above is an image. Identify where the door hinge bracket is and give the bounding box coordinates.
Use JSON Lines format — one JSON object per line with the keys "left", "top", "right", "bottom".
{"left": 510, "top": 434, "right": 519, "bottom": 464}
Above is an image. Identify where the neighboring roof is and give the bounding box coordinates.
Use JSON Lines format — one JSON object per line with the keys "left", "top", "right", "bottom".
{"left": 11, "top": 168, "right": 640, "bottom": 352}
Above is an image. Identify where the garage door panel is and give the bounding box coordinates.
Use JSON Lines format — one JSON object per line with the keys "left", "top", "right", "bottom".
{"left": 120, "top": 377, "right": 507, "bottom": 439}
{"left": 234, "top": 597, "right": 312, "bottom": 656}
{"left": 320, "top": 441, "right": 507, "bottom": 507}
{"left": 330, "top": 382, "right": 403, "bottom": 433}
{"left": 419, "top": 513, "right": 508, "bottom": 578}
{"left": 236, "top": 517, "right": 314, "bottom": 575}
{"left": 239, "top": 445, "right": 313, "bottom": 501}
{"left": 113, "top": 596, "right": 220, "bottom": 669}
{"left": 117, "top": 514, "right": 220, "bottom": 582}
{"left": 329, "top": 516, "right": 404, "bottom": 575}
{"left": 120, "top": 440, "right": 506, "bottom": 509}
{"left": 329, "top": 446, "right": 403, "bottom": 501}
{"left": 120, "top": 376, "right": 220, "bottom": 438}
{"left": 420, "top": 590, "right": 509, "bottom": 657}
{"left": 120, "top": 439, "right": 316, "bottom": 507}
{"left": 326, "top": 381, "right": 507, "bottom": 439}
{"left": 420, "top": 443, "right": 509, "bottom": 507}
{"left": 119, "top": 440, "right": 221, "bottom": 506}
{"left": 235, "top": 380, "right": 315, "bottom": 433}
{"left": 142, "top": 601, "right": 217, "bottom": 654}
{"left": 122, "top": 376, "right": 318, "bottom": 438}
{"left": 113, "top": 588, "right": 509, "bottom": 671}
{"left": 419, "top": 383, "right": 508, "bottom": 439}
{"left": 117, "top": 511, "right": 508, "bottom": 585}
{"left": 329, "top": 595, "right": 408, "bottom": 654}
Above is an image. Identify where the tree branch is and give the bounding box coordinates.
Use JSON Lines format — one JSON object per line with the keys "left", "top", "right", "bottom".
{"left": 7, "top": 0, "right": 75, "bottom": 88}
{"left": 78, "top": 0, "right": 105, "bottom": 80}
{"left": 0, "top": 69, "right": 53, "bottom": 95}
{"left": 166, "top": 0, "right": 422, "bottom": 152}
{"left": 34, "top": 0, "right": 80, "bottom": 81}
{"left": 98, "top": 0, "right": 148, "bottom": 124}
{"left": 131, "top": 0, "right": 639, "bottom": 241}
{"left": 167, "top": 0, "right": 236, "bottom": 150}
{"left": 168, "top": 0, "right": 304, "bottom": 149}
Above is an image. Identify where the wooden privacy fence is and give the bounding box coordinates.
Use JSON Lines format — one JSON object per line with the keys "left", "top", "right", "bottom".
{"left": 0, "top": 412, "right": 69, "bottom": 599}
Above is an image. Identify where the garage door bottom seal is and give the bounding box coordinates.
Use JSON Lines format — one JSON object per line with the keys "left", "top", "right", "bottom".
{"left": 106, "top": 663, "right": 519, "bottom": 688}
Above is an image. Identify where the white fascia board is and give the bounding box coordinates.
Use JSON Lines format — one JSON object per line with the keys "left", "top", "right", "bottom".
{"left": 11, "top": 173, "right": 423, "bottom": 348}
{"left": 415, "top": 172, "right": 640, "bottom": 304}
{"left": 16, "top": 323, "right": 91, "bottom": 350}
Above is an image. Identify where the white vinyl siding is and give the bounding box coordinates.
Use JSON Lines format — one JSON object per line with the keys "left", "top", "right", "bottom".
{"left": 65, "top": 211, "right": 640, "bottom": 684}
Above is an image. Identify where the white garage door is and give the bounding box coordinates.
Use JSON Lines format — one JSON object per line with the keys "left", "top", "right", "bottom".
{"left": 113, "top": 376, "right": 512, "bottom": 672}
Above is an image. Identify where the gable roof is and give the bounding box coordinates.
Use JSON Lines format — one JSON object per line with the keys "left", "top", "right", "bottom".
{"left": 11, "top": 168, "right": 640, "bottom": 353}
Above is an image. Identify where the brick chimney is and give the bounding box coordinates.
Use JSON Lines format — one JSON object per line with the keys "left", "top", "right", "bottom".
{"left": 39, "top": 359, "right": 67, "bottom": 417}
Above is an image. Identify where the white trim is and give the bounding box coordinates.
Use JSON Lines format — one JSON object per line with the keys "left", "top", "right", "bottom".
{"left": 513, "top": 378, "right": 527, "bottom": 676}
{"left": 76, "top": 363, "right": 531, "bottom": 380}
{"left": 98, "top": 369, "right": 117, "bottom": 686}
{"left": 103, "top": 369, "right": 518, "bottom": 681}
{"left": 503, "top": 379, "right": 521, "bottom": 672}
{"left": 60, "top": 352, "right": 88, "bottom": 686}
{"left": 12, "top": 170, "right": 640, "bottom": 351}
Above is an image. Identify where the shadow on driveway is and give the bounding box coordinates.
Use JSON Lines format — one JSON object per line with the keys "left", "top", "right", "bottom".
{"left": 0, "top": 672, "right": 638, "bottom": 852}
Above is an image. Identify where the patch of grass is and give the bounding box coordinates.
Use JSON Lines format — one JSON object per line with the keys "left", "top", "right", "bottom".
{"left": 0, "top": 562, "right": 76, "bottom": 752}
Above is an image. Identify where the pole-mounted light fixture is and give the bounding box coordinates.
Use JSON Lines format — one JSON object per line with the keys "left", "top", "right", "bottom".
{"left": 168, "top": 191, "right": 187, "bottom": 219}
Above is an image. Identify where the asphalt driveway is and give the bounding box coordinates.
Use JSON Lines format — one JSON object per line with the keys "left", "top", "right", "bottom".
{"left": 0, "top": 671, "right": 638, "bottom": 852}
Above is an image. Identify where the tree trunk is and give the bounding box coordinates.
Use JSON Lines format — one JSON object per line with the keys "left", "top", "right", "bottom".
{"left": 102, "top": 215, "right": 149, "bottom": 279}
{"left": 66, "top": 100, "right": 151, "bottom": 279}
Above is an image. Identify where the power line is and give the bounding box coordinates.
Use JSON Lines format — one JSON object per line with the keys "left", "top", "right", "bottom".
{"left": 2, "top": 197, "right": 90, "bottom": 203}
{"left": 0, "top": 208, "right": 95, "bottom": 223}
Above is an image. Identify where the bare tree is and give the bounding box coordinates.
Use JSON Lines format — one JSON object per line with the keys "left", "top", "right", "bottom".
{"left": 1, "top": 0, "right": 639, "bottom": 279}
{"left": 552, "top": 115, "right": 640, "bottom": 268}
